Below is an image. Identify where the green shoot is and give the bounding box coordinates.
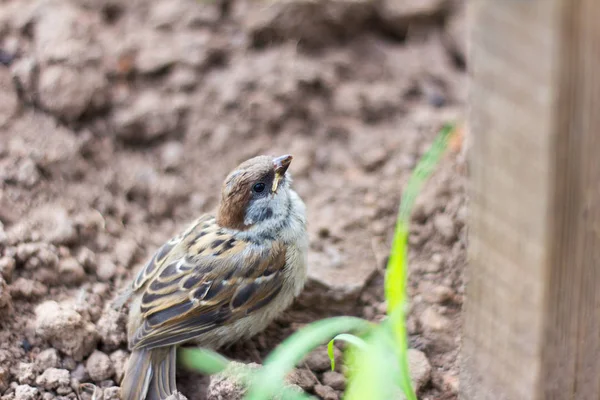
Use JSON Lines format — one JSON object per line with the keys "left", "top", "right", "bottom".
{"left": 245, "top": 317, "right": 372, "bottom": 400}
{"left": 326, "top": 333, "right": 368, "bottom": 371}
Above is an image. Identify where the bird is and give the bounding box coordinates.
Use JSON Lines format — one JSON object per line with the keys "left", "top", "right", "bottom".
{"left": 116, "top": 154, "right": 308, "bottom": 400}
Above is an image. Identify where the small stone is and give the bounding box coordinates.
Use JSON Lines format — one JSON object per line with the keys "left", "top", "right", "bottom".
{"left": 17, "top": 363, "right": 36, "bottom": 385}
{"left": 285, "top": 368, "right": 316, "bottom": 391}
{"left": 420, "top": 282, "right": 453, "bottom": 304}
{"left": 433, "top": 214, "right": 456, "bottom": 241}
{"left": 360, "top": 148, "right": 388, "bottom": 172}
{"left": 207, "top": 362, "right": 303, "bottom": 400}
{"left": 35, "top": 301, "right": 98, "bottom": 361}
{"left": 9, "top": 278, "right": 48, "bottom": 299}
{"left": 0, "top": 277, "right": 12, "bottom": 314}
{"left": 0, "top": 69, "right": 18, "bottom": 126}
{"left": 95, "top": 256, "right": 117, "bottom": 281}
{"left": 314, "top": 384, "right": 338, "bottom": 400}
{"left": 0, "top": 366, "right": 9, "bottom": 392}
{"left": 0, "top": 256, "right": 16, "bottom": 281}
{"left": 322, "top": 371, "right": 345, "bottom": 391}
{"left": 113, "top": 92, "right": 182, "bottom": 143}
{"left": 377, "top": 0, "right": 449, "bottom": 39}
{"left": 86, "top": 351, "right": 114, "bottom": 382}
{"left": 245, "top": 0, "right": 376, "bottom": 49}
{"left": 96, "top": 307, "right": 127, "bottom": 351}
{"left": 160, "top": 141, "right": 184, "bottom": 172}
{"left": 441, "top": 372, "right": 459, "bottom": 393}
{"left": 58, "top": 257, "right": 86, "bottom": 285}
{"left": 167, "top": 67, "right": 197, "bottom": 92}
{"left": 408, "top": 349, "right": 431, "bottom": 392}
{"left": 14, "top": 385, "right": 39, "bottom": 400}
{"left": 134, "top": 32, "right": 178, "bottom": 74}
{"left": 109, "top": 350, "right": 128, "bottom": 384}
{"left": 419, "top": 307, "right": 451, "bottom": 332}
{"left": 35, "top": 368, "right": 70, "bottom": 392}
{"left": 38, "top": 65, "right": 108, "bottom": 122}
{"left": 103, "top": 387, "right": 120, "bottom": 400}
{"left": 14, "top": 158, "right": 40, "bottom": 188}
{"left": 36, "top": 349, "right": 60, "bottom": 371}
{"left": 207, "top": 362, "right": 259, "bottom": 400}
{"left": 11, "top": 206, "right": 76, "bottom": 246}
{"left": 164, "top": 392, "right": 187, "bottom": 400}
{"left": 77, "top": 247, "right": 97, "bottom": 272}
{"left": 70, "top": 363, "right": 88, "bottom": 383}
{"left": 304, "top": 346, "right": 338, "bottom": 372}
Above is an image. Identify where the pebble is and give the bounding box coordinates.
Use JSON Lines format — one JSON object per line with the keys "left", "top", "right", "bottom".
{"left": 35, "top": 368, "right": 70, "bottom": 393}
{"left": 9, "top": 278, "right": 48, "bottom": 299}
{"left": 160, "top": 141, "right": 184, "bottom": 172}
{"left": 35, "top": 349, "right": 60, "bottom": 371}
{"left": 95, "top": 256, "right": 117, "bottom": 282}
{"left": 408, "top": 349, "right": 432, "bottom": 392}
{"left": 35, "top": 301, "right": 98, "bottom": 361}
{"left": 0, "top": 367, "right": 9, "bottom": 392}
{"left": 433, "top": 214, "right": 456, "bottom": 241}
{"left": 304, "top": 346, "right": 339, "bottom": 372}
{"left": 17, "top": 363, "right": 36, "bottom": 385}
{"left": 38, "top": 65, "right": 108, "bottom": 122}
{"left": 14, "top": 385, "right": 38, "bottom": 400}
{"left": 96, "top": 307, "right": 127, "bottom": 351}
{"left": 113, "top": 92, "right": 182, "bottom": 143}
{"left": 86, "top": 351, "right": 114, "bottom": 382}
{"left": 103, "top": 387, "right": 121, "bottom": 400}
{"left": 109, "top": 350, "right": 128, "bottom": 384}
{"left": 420, "top": 282, "right": 453, "bottom": 304}
{"left": 314, "top": 384, "right": 338, "bottom": 400}
{"left": 0, "top": 256, "right": 15, "bottom": 282}
{"left": 419, "top": 307, "right": 451, "bottom": 332}
{"left": 285, "top": 368, "right": 316, "bottom": 391}
{"left": 58, "top": 257, "right": 87, "bottom": 285}
{"left": 322, "top": 371, "right": 345, "bottom": 391}
{"left": 0, "top": 277, "right": 12, "bottom": 314}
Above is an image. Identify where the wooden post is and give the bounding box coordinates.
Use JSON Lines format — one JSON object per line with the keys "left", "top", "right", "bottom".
{"left": 461, "top": 1, "right": 600, "bottom": 399}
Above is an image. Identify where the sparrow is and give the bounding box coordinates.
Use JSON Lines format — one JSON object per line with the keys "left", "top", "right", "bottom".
{"left": 116, "top": 154, "right": 308, "bottom": 400}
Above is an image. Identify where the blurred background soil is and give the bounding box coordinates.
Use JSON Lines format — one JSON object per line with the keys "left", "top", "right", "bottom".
{"left": 0, "top": 0, "right": 467, "bottom": 399}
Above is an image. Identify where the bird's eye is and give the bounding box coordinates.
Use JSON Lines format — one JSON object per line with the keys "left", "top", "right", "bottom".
{"left": 253, "top": 182, "right": 266, "bottom": 193}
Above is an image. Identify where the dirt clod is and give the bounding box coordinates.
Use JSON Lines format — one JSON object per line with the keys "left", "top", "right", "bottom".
{"left": 419, "top": 306, "right": 451, "bottom": 333}
{"left": 0, "top": 277, "right": 12, "bottom": 315}
{"left": 85, "top": 351, "right": 114, "bottom": 383}
{"left": 34, "top": 301, "right": 97, "bottom": 361}
{"left": 102, "top": 387, "right": 120, "bottom": 400}
{"left": 303, "top": 346, "right": 340, "bottom": 373}
{"left": 322, "top": 371, "right": 345, "bottom": 391}
{"left": 286, "top": 368, "right": 317, "bottom": 391}
{"left": 108, "top": 351, "right": 127, "bottom": 385}
{"left": 14, "top": 385, "right": 39, "bottom": 400}
{"left": 35, "top": 349, "right": 60, "bottom": 371}
{"left": 35, "top": 368, "right": 70, "bottom": 393}
{"left": 408, "top": 349, "right": 432, "bottom": 392}
{"left": 16, "top": 363, "right": 36, "bottom": 386}
{"left": 314, "top": 384, "right": 338, "bottom": 400}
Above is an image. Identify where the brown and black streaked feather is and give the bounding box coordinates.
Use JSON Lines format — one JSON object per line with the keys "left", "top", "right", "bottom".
{"left": 127, "top": 216, "right": 288, "bottom": 351}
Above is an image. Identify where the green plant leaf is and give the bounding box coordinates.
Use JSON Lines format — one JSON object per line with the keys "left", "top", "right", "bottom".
{"left": 344, "top": 323, "right": 403, "bottom": 400}
{"left": 178, "top": 347, "right": 230, "bottom": 375}
{"left": 244, "top": 317, "right": 372, "bottom": 400}
{"left": 383, "top": 123, "right": 455, "bottom": 400}
{"left": 326, "top": 333, "right": 368, "bottom": 371}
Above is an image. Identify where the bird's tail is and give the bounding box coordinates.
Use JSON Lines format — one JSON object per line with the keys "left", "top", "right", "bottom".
{"left": 120, "top": 346, "right": 177, "bottom": 400}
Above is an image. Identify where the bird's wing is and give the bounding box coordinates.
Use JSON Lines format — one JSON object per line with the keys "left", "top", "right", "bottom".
{"left": 129, "top": 217, "right": 288, "bottom": 350}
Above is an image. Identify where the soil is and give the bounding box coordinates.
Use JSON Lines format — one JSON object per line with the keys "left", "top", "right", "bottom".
{"left": 0, "top": 0, "right": 467, "bottom": 399}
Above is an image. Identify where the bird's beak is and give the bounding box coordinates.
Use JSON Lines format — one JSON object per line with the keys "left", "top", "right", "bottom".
{"left": 272, "top": 154, "right": 293, "bottom": 192}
